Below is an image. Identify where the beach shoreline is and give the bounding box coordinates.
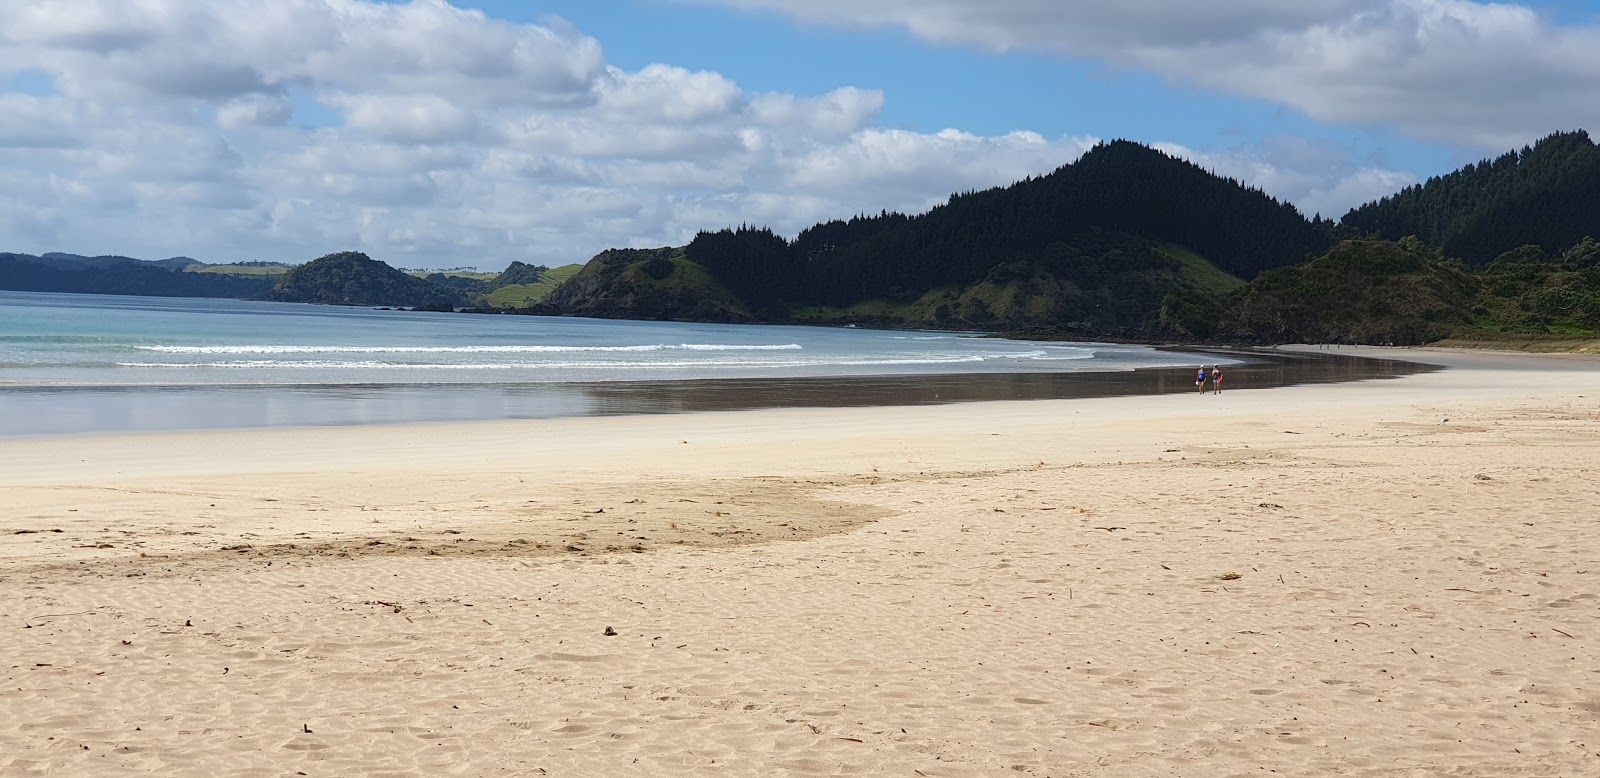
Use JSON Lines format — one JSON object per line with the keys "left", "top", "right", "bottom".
{"left": 0, "top": 348, "right": 1434, "bottom": 438}
{"left": 2, "top": 349, "right": 1598, "bottom": 775}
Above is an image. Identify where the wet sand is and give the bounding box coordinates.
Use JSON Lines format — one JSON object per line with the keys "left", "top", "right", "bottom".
{"left": 0, "top": 349, "right": 1434, "bottom": 436}
{"left": 1, "top": 348, "right": 1598, "bottom": 775}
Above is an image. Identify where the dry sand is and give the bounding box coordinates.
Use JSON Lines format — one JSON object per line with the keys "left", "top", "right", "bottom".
{"left": 2, "top": 350, "right": 1598, "bottom": 776}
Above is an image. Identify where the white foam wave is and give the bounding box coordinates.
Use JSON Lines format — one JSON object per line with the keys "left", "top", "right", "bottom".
{"left": 970, "top": 349, "right": 1094, "bottom": 361}
{"left": 137, "top": 343, "right": 804, "bottom": 355}
{"left": 115, "top": 354, "right": 1011, "bottom": 370}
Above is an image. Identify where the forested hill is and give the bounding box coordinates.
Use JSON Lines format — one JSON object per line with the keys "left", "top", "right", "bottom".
{"left": 0, "top": 253, "right": 277, "bottom": 298}
{"left": 684, "top": 140, "right": 1329, "bottom": 311}
{"left": 1341, "top": 131, "right": 1600, "bottom": 263}
{"left": 265, "top": 252, "right": 467, "bottom": 308}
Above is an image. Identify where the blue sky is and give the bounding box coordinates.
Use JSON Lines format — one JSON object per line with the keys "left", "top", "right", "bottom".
{"left": 492, "top": 0, "right": 1460, "bottom": 178}
{"left": 1, "top": 0, "right": 1598, "bottom": 266}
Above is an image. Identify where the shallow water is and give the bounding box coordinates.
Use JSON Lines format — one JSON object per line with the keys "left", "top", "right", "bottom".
{"left": 0, "top": 290, "right": 1435, "bottom": 435}
{"left": 0, "top": 290, "right": 1195, "bottom": 386}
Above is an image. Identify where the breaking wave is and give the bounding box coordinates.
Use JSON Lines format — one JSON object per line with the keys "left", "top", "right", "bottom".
{"left": 137, "top": 343, "right": 805, "bottom": 355}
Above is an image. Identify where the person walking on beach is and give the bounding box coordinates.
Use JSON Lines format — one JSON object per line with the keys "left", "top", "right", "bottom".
{"left": 1196, "top": 366, "right": 1208, "bottom": 394}
{"left": 1211, "top": 365, "right": 1224, "bottom": 394}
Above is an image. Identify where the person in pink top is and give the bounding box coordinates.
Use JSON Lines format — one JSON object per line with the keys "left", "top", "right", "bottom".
{"left": 1211, "top": 365, "right": 1224, "bottom": 394}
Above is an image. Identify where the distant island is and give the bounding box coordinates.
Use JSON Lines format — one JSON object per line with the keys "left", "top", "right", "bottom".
{"left": 0, "top": 252, "right": 288, "bottom": 299}
{"left": 0, "top": 250, "right": 582, "bottom": 311}
{"left": 5, "top": 132, "right": 1598, "bottom": 348}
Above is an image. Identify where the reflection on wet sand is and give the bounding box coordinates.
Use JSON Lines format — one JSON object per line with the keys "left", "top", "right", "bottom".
{"left": 0, "top": 350, "right": 1438, "bottom": 436}
{"left": 582, "top": 350, "right": 1436, "bottom": 414}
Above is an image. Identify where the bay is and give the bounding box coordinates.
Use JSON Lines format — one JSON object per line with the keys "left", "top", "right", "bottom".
{"left": 0, "top": 290, "right": 1192, "bottom": 386}
{"left": 1, "top": 290, "right": 1402, "bottom": 436}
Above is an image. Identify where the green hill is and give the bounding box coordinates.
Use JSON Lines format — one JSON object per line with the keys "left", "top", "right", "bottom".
{"left": 537, "top": 248, "right": 752, "bottom": 321}
{"left": 12, "top": 131, "right": 1600, "bottom": 345}
{"left": 0, "top": 253, "right": 278, "bottom": 298}
{"left": 485, "top": 263, "right": 583, "bottom": 308}
{"left": 1466, "top": 241, "right": 1600, "bottom": 335}
{"left": 778, "top": 232, "right": 1239, "bottom": 337}
{"left": 1342, "top": 131, "right": 1600, "bottom": 263}
{"left": 545, "top": 141, "right": 1286, "bottom": 336}
{"left": 265, "top": 251, "right": 467, "bottom": 308}
{"left": 491, "top": 261, "right": 549, "bottom": 287}
{"left": 1219, "top": 237, "right": 1600, "bottom": 344}
{"left": 1225, "top": 240, "right": 1477, "bottom": 345}
{"left": 187, "top": 263, "right": 293, "bottom": 282}
{"left": 679, "top": 141, "right": 1326, "bottom": 317}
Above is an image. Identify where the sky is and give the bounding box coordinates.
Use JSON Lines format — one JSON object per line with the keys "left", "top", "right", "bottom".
{"left": 2, "top": 1, "right": 1598, "bottom": 270}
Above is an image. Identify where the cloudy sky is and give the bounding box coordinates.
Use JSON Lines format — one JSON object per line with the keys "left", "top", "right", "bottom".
{"left": 2, "top": 0, "right": 1597, "bottom": 269}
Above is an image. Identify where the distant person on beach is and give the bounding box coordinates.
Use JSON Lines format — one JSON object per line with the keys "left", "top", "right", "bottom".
{"left": 1196, "top": 366, "right": 1208, "bottom": 394}
{"left": 1211, "top": 365, "right": 1224, "bottom": 394}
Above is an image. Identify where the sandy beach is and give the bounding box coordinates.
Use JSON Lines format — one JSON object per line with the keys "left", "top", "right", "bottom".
{"left": 2, "top": 348, "right": 1598, "bottom": 776}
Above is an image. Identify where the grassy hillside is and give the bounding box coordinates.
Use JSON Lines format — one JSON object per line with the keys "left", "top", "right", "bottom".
{"left": 485, "top": 264, "right": 583, "bottom": 308}
{"left": 1156, "top": 244, "right": 1245, "bottom": 296}
{"left": 187, "top": 264, "right": 293, "bottom": 280}
{"left": 410, "top": 271, "right": 498, "bottom": 281}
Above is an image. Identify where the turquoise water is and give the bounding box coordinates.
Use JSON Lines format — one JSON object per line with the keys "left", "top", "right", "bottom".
{"left": 0, "top": 290, "right": 1229, "bottom": 435}
{"left": 0, "top": 291, "right": 1203, "bottom": 386}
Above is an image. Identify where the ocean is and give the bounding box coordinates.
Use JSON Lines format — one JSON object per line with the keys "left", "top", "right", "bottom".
{"left": 1, "top": 290, "right": 1409, "bottom": 435}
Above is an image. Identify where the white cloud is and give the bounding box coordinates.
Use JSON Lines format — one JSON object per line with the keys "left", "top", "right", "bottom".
{"left": 217, "top": 94, "right": 292, "bottom": 129}
{"left": 1152, "top": 139, "right": 1418, "bottom": 219}
{"left": 787, "top": 128, "right": 1090, "bottom": 197}
{"left": 597, "top": 64, "right": 744, "bottom": 123}
{"left": 687, "top": 0, "right": 1371, "bottom": 50}
{"left": 0, "top": 0, "right": 1420, "bottom": 269}
{"left": 678, "top": 0, "right": 1600, "bottom": 149}
{"left": 0, "top": 0, "right": 608, "bottom": 106}
{"left": 0, "top": 94, "right": 84, "bottom": 147}
{"left": 747, "top": 87, "right": 884, "bottom": 138}
{"left": 322, "top": 93, "right": 480, "bottom": 143}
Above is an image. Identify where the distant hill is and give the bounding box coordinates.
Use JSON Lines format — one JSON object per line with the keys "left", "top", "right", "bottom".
{"left": 541, "top": 140, "right": 1316, "bottom": 337}
{"left": 0, "top": 253, "right": 278, "bottom": 298}
{"left": 24, "top": 252, "right": 154, "bottom": 271}
{"left": 1469, "top": 240, "right": 1600, "bottom": 335}
{"left": 10, "top": 132, "right": 1600, "bottom": 346}
{"left": 537, "top": 135, "right": 1600, "bottom": 344}
{"left": 265, "top": 251, "right": 468, "bottom": 308}
{"left": 0, "top": 248, "right": 584, "bottom": 310}
{"left": 485, "top": 263, "right": 583, "bottom": 308}
{"left": 536, "top": 248, "right": 753, "bottom": 321}
{"left": 676, "top": 141, "right": 1327, "bottom": 316}
{"left": 1217, "top": 237, "right": 1600, "bottom": 344}
{"left": 1225, "top": 240, "right": 1477, "bottom": 344}
{"left": 1342, "top": 131, "right": 1600, "bottom": 264}
{"left": 493, "top": 261, "right": 550, "bottom": 287}
{"left": 188, "top": 261, "right": 294, "bottom": 278}
{"left": 150, "top": 256, "right": 204, "bottom": 270}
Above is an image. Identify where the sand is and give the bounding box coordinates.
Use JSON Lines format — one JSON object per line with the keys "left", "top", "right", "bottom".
{"left": 2, "top": 349, "right": 1598, "bottom": 776}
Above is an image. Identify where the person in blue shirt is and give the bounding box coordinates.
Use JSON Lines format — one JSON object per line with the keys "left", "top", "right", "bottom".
{"left": 1196, "top": 366, "right": 1208, "bottom": 394}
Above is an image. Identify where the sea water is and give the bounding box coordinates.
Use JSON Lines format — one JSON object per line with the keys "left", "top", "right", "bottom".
{"left": 0, "top": 290, "right": 1231, "bottom": 434}
{"left": 0, "top": 290, "right": 1198, "bottom": 385}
